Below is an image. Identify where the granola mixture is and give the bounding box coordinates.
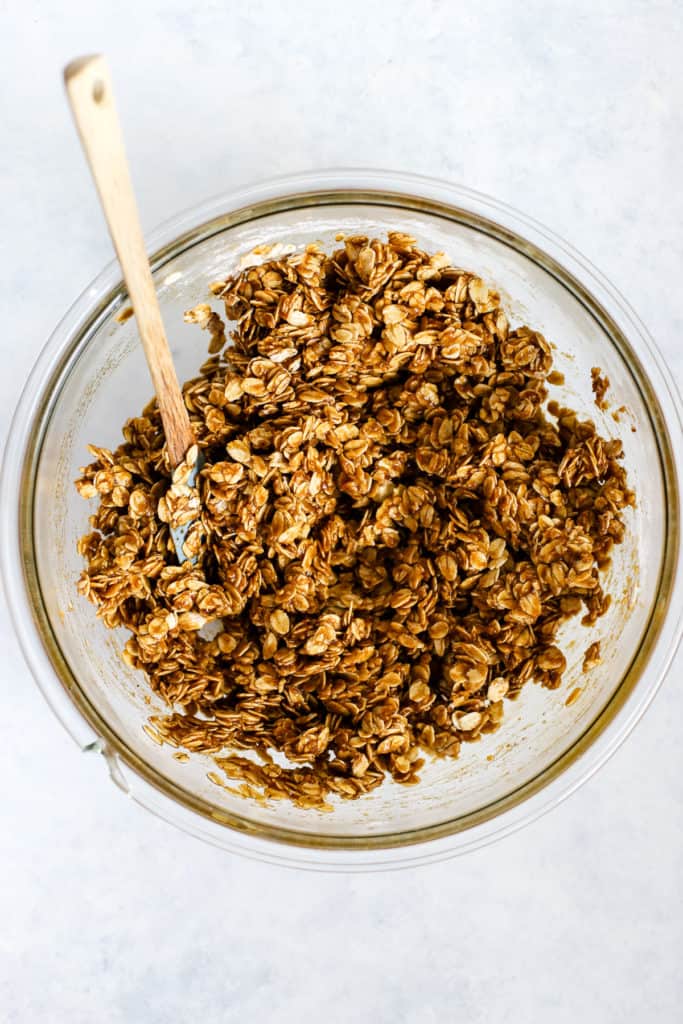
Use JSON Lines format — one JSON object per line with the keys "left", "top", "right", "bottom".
{"left": 76, "top": 233, "right": 633, "bottom": 809}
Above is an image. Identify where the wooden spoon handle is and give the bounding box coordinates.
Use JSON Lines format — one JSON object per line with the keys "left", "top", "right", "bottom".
{"left": 64, "top": 54, "right": 194, "bottom": 467}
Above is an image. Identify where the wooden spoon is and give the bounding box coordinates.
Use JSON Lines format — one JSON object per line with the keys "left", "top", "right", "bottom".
{"left": 64, "top": 54, "right": 203, "bottom": 563}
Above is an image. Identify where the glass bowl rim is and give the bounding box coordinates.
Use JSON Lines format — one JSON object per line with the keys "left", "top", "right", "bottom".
{"left": 2, "top": 168, "right": 682, "bottom": 870}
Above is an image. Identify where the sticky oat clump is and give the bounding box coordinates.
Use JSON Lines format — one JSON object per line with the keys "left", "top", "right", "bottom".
{"left": 75, "top": 233, "right": 633, "bottom": 809}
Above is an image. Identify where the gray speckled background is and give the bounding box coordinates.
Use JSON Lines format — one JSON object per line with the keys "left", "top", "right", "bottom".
{"left": 1, "top": 2, "right": 682, "bottom": 1021}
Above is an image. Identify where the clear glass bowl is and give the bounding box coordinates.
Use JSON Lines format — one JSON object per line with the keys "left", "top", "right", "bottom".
{"left": 2, "top": 170, "right": 682, "bottom": 870}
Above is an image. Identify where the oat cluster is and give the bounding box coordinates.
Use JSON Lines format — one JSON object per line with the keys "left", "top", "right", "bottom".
{"left": 76, "top": 233, "right": 633, "bottom": 809}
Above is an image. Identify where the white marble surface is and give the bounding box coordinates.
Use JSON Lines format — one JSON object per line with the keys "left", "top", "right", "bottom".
{"left": 1, "top": 1, "right": 682, "bottom": 1020}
